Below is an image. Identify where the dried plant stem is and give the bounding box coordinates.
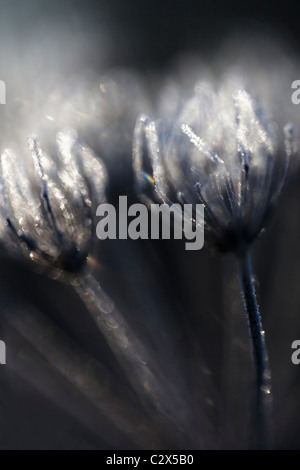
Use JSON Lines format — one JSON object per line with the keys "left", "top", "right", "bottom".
{"left": 5, "top": 304, "right": 159, "bottom": 448}
{"left": 72, "top": 272, "right": 189, "bottom": 438}
{"left": 237, "top": 250, "right": 273, "bottom": 449}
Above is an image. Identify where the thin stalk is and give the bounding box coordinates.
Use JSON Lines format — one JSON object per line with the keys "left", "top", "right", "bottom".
{"left": 237, "top": 250, "right": 273, "bottom": 449}
{"left": 71, "top": 271, "right": 189, "bottom": 440}
{"left": 5, "top": 303, "right": 160, "bottom": 448}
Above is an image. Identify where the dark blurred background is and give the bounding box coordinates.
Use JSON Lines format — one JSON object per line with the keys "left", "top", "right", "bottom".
{"left": 0, "top": 0, "right": 300, "bottom": 450}
{"left": 0, "top": 0, "right": 300, "bottom": 71}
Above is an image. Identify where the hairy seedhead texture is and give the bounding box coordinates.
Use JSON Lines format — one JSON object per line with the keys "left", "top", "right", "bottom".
{"left": 134, "top": 79, "right": 296, "bottom": 254}
{"left": 0, "top": 130, "right": 107, "bottom": 277}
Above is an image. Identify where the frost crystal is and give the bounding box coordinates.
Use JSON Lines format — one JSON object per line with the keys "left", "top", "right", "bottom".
{"left": 0, "top": 130, "right": 107, "bottom": 274}
{"left": 133, "top": 81, "right": 296, "bottom": 253}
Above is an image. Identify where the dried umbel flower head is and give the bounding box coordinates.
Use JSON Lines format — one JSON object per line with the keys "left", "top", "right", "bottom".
{"left": 0, "top": 128, "right": 189, "bottom": 435}
{"left": 133, "top": 79, "right": 297, "bottom": 448}
{"left": 0, "top": 129, "right": 107, "bottom": 276}
{"left": 133, "top": 81, "right": 296, "bottom": 254}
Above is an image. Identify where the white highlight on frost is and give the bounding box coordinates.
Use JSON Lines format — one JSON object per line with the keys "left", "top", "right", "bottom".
{"left": 181, "top": 123, "right": 224, "bottom": 165}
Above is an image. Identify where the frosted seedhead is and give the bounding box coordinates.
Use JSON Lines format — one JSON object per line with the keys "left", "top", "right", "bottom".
{"left": 133, "top": 81, "right": 297, "bottom": 254}
{"left": 0, "top": 130, "right": 108, "bottom": 276}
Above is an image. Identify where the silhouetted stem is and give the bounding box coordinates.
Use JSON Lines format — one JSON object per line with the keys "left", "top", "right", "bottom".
{"left": 237, "top": 250, "right": 273, "bottom": 449}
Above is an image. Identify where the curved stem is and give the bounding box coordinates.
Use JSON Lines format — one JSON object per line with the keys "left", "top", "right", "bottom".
{"left": 5, "top": 301, "right": 160, "bottom": 448}
{"left": 71, "top": 272, "right": 189, "bottom": 441}
{"left": 237, "top": 250, "right": 273, "bottom": 449}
